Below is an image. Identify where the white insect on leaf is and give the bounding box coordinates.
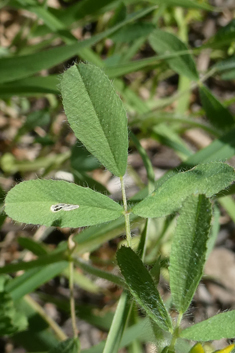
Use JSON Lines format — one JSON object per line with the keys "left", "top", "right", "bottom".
{"left": 50, "top": 203, "right": 79, "bottom": 213}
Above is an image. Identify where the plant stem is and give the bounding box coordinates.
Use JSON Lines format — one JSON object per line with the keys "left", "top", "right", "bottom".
{"left": 25, "top": 294, "right": 67, "bottom": 341}
{"left": 69, "top": 259, "right": 78, "bottom": 338}
{"left": 169, "top": 312, "right": 183, "bottom": 351}
{"left": 120, "top": 176, "right": 132, "bottom": 248}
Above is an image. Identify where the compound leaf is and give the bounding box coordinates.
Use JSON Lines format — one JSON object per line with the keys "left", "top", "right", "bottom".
{"left": 117, "top": 246, "right": 172, "bottom": 332}
{"left": 169, "top": 195, "right": 212, "bottom": 314}
{"left": 5, "top": 179, "right": 123, "bottom": 228}
{"left": 61, "top": 63, "right": 128, "bottom": 177}
{"left": 132, "top": 163, "right": 235, "bottom": 218}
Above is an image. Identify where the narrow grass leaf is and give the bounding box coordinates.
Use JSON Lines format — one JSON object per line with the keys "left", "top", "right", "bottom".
{"left": 49, "top": 338, "right": 80, "bottom": 353}
{"left": 180, "top": 310, "right": 235, "bottom": 341}
{"left": 5, "top": 179, "right": 123, "bottom": 228}
{"left": 6, "top": 262, "right": 68, "bottom": 301}
{"left": 75, "top": 258, "right": 125, "bottom": 288}
{"left": 199, "top": 85, "right": 234, "bottom": 130}
{"left": 0, "top": 6, "right": 156, "bottom": 83}
{"left": 12, "top": 297, "right": 61, "bottom": 351}
{"left": 169, "top": 195, "right": 212, "bottom": 314}
{"left": 61, "top": 63, "right": 128, "bottom": 176}
{"left": 148, "top": 0, "right": 213, "bottom": 10}
{"left": 103, "top": 292, "right": 131, "bottom": 353}
{"left": 17, "top": 237, "right": 48, "bottom": 256}
{"left": 0, "top": 251, "right": 65, "bottom": 275}
{"left": 132, "top": 163, "right": 235, "bottom": 218}
{"left": 149, "top": 29, "right": 199, "bottom": 81}
{"left": 111, "top": 22, "right": 155, "bottom": 43}
{"left": 117, "top": 246, "right": 172, "bottom": 332}
{"left": 0, "top": 76, "right": 59, "bottom": 97}
{"left": 130, "top": 131, "right": 155, "bottom": 193}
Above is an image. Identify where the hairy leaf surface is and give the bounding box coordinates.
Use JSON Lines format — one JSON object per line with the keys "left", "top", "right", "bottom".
{"left": 61, "top": 63, "right": 128, "bottom": 176}
{"left": 169, "top": 195, "right": 212, "bottom": 314}
{"left": 117, "top": 246, "right": 172, "bottom": 332}
{"left": 132, "top": 163, "right": 235, "bottom": 218}
{"left": 5, "top": 179, "right": 123, "bottom": 227}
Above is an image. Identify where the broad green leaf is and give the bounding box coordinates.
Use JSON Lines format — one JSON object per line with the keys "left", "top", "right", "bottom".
{"left": 204, "top": 19, "right": 235, "bottom": 49}
{"left": 199, "top": 85, "right": 234, "bottom": 130}
{"left": 180, "top": 311, "right": 235, "bottom": 341}
{"left": 148, "top": 0, "right": 213, "bottom": 10}
{"left": 131, "top": 125, "right": 235, "bottom": 203}
{"left": 61, "top": 63, "right": 128, "bottom": 176}
{"left": 49, "top": 338, "right": 80, "bottom": 353}
{"left": 132, "top": 163, "right": 235, "bottom": 218}
{"left": 189, "top": 343, "right": 205, "bottom": 353}
{"left": 0, "top": 6, "right": 156, "bottom": 83}
{"left": 117, "top": 246, "right": 172, "bottom": 332}
{"left": 5, "top": 179, "right": 123, "bottom": 227}
{"left": 149, "top": 29, "right": 199, "bottom": 81}
{"left": 103, "top": 292, "right": 131, "bottom": 353}
{"left": 169, "top": 195, "right": 212, "bottom": 314}
{"left": 0, "top": 291, "right": 28, "bottom": 336}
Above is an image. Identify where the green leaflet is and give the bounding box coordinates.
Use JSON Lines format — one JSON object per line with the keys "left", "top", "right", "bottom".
{"left": 199, "top": 85, "right": 234, "bottom": 130}
{"left": 117, "top": 246, "right": 172, "bottom": 332}
{"left": 5, "top": 179, "right": 123, "bottom": 228}
{"left": 132, "top": 163, "right": 235, "bottom": 218}
{"left": 49, "top": 338, "right": 80, "bottom": 353}
{"left": 149, "top": 29, "right": 199, "bottom": 81}
{"left": 0, "top": 277, "right": 28, "bottom": 336}
{"left": 169, "top": 195, "right": 212, "bottom": 314}
{"left": 180, "top": 310, "right": 235, "bottom": 341}
{"left": 61, "top": 63, "right": 128, "bottom": 177}
{"left": 0, "top": 291, "right": 28, "bottom": 336}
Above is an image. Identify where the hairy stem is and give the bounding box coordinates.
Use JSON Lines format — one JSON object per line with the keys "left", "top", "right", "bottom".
{"left": 69, "top": 259, "right": 78, "bottom": 338}
{"left": 120, "top": 176, "right": 132, "bottom": 248}
{"left": 68, "top": 235, "right": 78, "bottom": 338}
{"left": 169, "top": 312, "right": 183, "bottom": 350}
